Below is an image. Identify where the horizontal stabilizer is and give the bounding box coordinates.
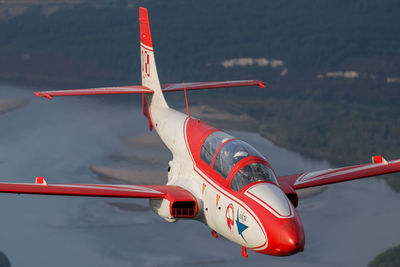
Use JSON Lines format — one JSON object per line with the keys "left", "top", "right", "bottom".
{"left": 161, "top": 80, "right": 265, "bottom": 92}
{"left": 34, "top": 86, "right": 153, "bottom": 99}
{"left": 34, "top": 80, "right": 265, "bottom": 100}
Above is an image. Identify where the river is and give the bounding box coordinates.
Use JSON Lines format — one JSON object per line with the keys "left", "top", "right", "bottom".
{"left": 0, "top": 84, "right": 399, "bottom": 267}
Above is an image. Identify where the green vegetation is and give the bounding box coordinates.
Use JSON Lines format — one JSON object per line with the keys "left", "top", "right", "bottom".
{"left": 368, "top": 244, "right": 400, "bottom": 267}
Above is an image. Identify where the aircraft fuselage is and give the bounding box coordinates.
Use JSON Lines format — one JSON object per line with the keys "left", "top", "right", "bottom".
{"left": 150, "top": 105, "right": 305, "bottom": 256}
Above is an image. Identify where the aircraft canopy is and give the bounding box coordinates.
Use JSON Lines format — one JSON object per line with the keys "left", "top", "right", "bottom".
{"left": 231, "top": 163, "right": 277, "bottom": 191}
{"left": 200, "top": 131, "right": 277, "bottom": 189}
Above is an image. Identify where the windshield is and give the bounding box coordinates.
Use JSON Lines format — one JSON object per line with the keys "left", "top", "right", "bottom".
{"left": 213, "top": 139, "right": 264, "bottom": 178}
{"left": 200, "top": 131, "right": 233, "bottom": 165}
{"left": 231, "top": 163, "right": 278, "bottom": 191}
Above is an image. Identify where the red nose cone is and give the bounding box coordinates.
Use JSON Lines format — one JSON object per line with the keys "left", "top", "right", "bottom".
{"left": 271, "top": 219, "right": 305, "bottom": 256}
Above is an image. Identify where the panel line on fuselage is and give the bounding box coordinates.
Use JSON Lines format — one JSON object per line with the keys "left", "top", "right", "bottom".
{"left": 244, "top": 187, "right": 294, "bottom": 218}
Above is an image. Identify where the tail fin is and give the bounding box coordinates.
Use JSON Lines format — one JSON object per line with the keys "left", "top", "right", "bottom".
{"left": 139, "top": 7, "right": 168, "bottom": 108}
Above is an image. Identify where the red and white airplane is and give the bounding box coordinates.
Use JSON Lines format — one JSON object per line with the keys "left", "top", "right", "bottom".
{"left": 1, "top": 7, "right": 400, "bottom": 258}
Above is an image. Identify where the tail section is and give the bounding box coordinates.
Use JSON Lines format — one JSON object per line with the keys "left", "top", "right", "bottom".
{"left": 33, "top": 6, "right": 265, "bottom": 130}
{"left": 139, "top": 7, "right": 168, "bottom": 108}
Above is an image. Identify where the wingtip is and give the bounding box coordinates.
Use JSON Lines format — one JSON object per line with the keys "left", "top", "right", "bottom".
{"left": 34, "top": 91, "right": 52, "bottom": 100}
{"left": 258, "top": 82, "right": 266, "bottom": 88}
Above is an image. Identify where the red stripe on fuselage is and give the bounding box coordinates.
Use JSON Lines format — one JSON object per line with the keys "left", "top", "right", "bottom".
{"left": 246, "top": 186, "right": 293, "bottom": 218}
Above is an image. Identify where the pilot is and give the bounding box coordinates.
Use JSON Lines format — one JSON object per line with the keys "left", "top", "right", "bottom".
{"left": 217, "top": 143, "right": 249, "bottom": 178}
{"left": 232, "top": 151, "right": 248, "bottom": 164}
{"left": 234, "top": 162, "right": 268, "bottom": 191}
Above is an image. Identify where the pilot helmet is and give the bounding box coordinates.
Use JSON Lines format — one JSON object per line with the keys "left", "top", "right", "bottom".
{"left": 233, "top": 151, "right": 248, "bottom": 164}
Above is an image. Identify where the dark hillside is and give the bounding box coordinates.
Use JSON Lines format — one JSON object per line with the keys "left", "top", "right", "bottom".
{"left": 0, "top": 0, "right": 399, "bottom": 84}
{"left": 369, "top": 244, "right": 400, "bottom": 267}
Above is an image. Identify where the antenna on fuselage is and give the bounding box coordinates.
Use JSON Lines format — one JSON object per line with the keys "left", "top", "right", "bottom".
{"left": 184, "top": 82, "right": 191, "bottom": 118}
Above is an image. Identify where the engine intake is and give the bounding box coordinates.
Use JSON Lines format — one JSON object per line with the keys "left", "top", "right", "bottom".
{"left": 171, "top": 201, "right": 197, "bottom": 218}
{"left": 150, "top": 186, "right": 198, "bottom": 222}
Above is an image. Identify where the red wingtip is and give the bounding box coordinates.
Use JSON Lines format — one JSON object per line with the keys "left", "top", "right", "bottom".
{"left": 258, "top": 82, "right": 266, "bottom": 88}
{"left": 139, "top": 7, "right": 153, "bottom": 48}
{"left": 34, "top": 92, "right": 52, "bottom": 100}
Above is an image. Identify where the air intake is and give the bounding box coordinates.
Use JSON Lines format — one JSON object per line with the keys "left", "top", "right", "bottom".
{"left": 171, "top": 201, "right": 197, "bottom": 218}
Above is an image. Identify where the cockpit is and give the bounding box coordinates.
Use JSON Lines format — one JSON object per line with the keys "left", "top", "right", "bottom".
{"left": 200, "top": 131, "right": 278, "bottom": 191}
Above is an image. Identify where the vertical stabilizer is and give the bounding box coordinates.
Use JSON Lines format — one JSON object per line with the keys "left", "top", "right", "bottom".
{"left": 139, "top": 7, "right": 168, "bottom": 108}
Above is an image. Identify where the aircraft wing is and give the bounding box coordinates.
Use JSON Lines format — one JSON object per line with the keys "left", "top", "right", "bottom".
{"left": 161, "top": 80, "right": 265, "bottom": 92}
{"left": 278, "top": 156, "right": 400, "bottom": 190}
{"left": 0, "top": 176, "right": 189, "bottom": 199}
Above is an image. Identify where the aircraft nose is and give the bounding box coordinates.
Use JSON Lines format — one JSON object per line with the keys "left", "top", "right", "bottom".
{"left": 275, "top": 219, "right": 305, "bottom": 256}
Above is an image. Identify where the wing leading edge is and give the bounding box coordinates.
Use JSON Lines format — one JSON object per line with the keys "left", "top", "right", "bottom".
{"left": 0, "top": 177, "right": 191, "bottom": 199}
{"left": 278, "top": 157, "right": 400, "bottom": 190}
{"left": 34, "top": 86, "right": 154, "bottom": 100}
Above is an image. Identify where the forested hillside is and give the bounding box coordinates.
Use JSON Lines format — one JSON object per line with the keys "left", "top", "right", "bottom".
{"left": 1, "top": 0, "right": 399, "bottom": 83}
{"left": 369, "top": 244, "right": 400, "bottom": 267}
